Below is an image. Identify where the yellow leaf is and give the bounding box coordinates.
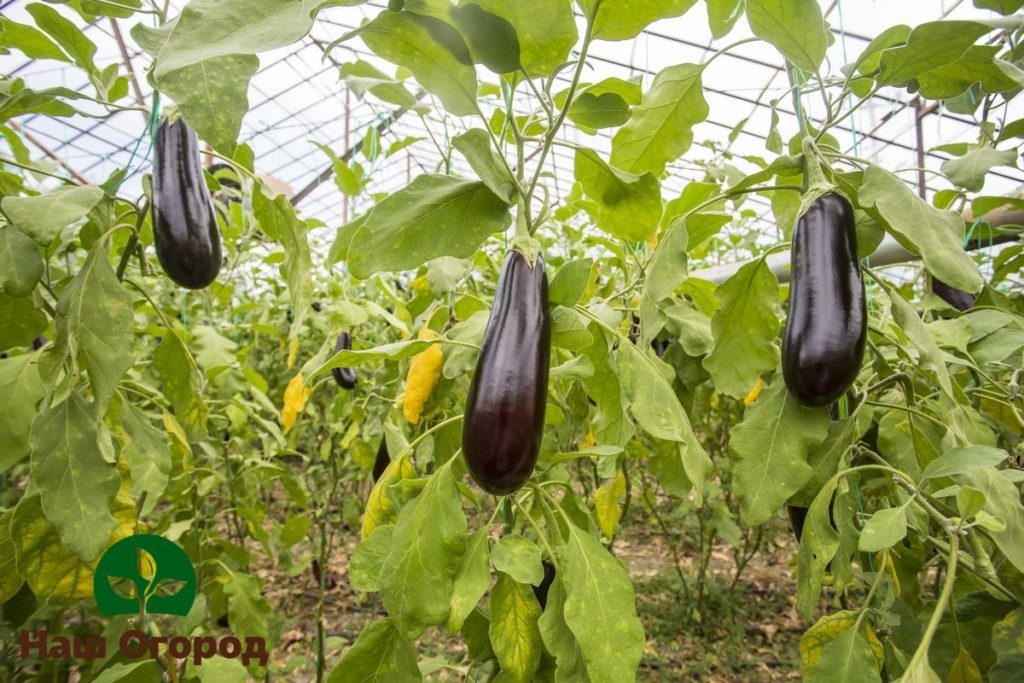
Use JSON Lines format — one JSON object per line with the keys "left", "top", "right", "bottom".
{"left": 361, "top": 453, "right": 417, "bottom": 539}
{"left": 580, "top": 431, "right": 596, "bottom": 450}
{"left": 286, "top": 337, "right": 299, "bottom": 369}
{"left": 743, "top": 378, "right": 764, "bottom": 406}
{"left": 412, "top": 274, "right": 431, "bottom": 295}
{"left": 402, "top": 328, "right": 443, "bottom": 424}
{"left": 138, "top": 548, "right": 157, "bottom": 582}
{"left": 281, "top": 372, "right": 311, "bottom": 434}
{"left": 162, "top": 411, "right": 190, "bottom": 452}
{"left": 595, "top": 472, "right": 627, "bottom": 538}
{"left": 646, "top": 229, "right": 660, "bottom": 250}
{"left": 800, "top": 610, "right": 884, "bottom": 675}
{"left": 878, "top": 551, "right": 901, "bottom": 597}
{"left": 948, "top": 648, "right": 982, "bottom": 683}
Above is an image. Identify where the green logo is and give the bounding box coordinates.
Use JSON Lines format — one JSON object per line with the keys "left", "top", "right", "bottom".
{"left": 93, "top": 535, "right": 197, "bottom": 617}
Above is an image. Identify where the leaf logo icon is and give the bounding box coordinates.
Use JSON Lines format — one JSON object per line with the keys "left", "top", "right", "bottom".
{"left": 94, "top": 535, "right": 196, "bottom": 617}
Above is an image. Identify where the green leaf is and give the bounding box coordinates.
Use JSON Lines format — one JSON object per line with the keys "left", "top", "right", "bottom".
{"left": 796, "top": 475, "right": 840, "bottom": 617}
{"left": 730, "top": 380, "right": 830, "bottom": 526}
{"left": 922, "top": 446, "right": 1008, "bottom": 481}
{"left": 489, "top": 572, "right": 543, "bottom": 683}
{"left": 990, "top": 608, "right": 1024, "bottom": 683}
{"left": 30, "top": 392, "right": 120, "bottom": 561}
{"left": 0, "top": 224, "right": 43, "bottom": 297}
{"left": 26, "top": 3, "right": 97, "bottom": 76}
{"left": 561, "top": 523, "right": 644, "bottom": 683}
{"left": 537, "top": 578, "right": 589, "bottom": 682}
{"left": 887, "top": 287, "right": 954, "bottom": 397}
{"left": 702, "top": 258, "right": 780, "bottom": 399}
{"left": 0, "top": 509, "right": 22, "bottom": 602}
{"left": 339, "top": 60, "right": 419, "bottom": 108}
{"left": 573, "top": 148, "right": 661, "bottom": 242}
{"left": 941, "top": 147, "right": 1019, "bottom": 192}
{"left": 465, "top": 0, "right": 576, "bottom": 76}
{"left": 450, "top": 3, "right": 521, "bottom": 74}
{"left": 452, "top": 128, "right": 517, "bottom": 204}
{"left": 974, "top": 0, "right": 1024, "bottom": 14}
{"left": 354, "top": 10, "right": 478, "bottom": 116}
{"left": 806, "top": 627, "right": 882, "bottom": 683}
{"left": 551, "top": 306, "right": 593, "bottom": 351}
{"left": 379, "top": 460, "right": 467, "bottom": 639}
{"left": 332, "top": 175, "right": 511, "bottom": 278}
{"left": 580, "top": 0, "right": 698, "bottom": 41}
{"left": 859, "top": 166, "right": 983, "bottom": 293}
{"left": 120, "top": 403, "right": 172, "bottom": 517}
{"left": 746, "top": 0, "right": 828, "bottom": 72}
{"left": 916, "top": 46, "right": 1024, "bottom": 100}
{"left": 253, "top": 192, "right": 313, "bottom": 338}
{"left": 187, "top": 657, "right": 247, "bottom": 683}
{"left": 877, "top": 21, "right": 992, "bottom": 86}
{"left": 0, "top": 79, "right": 88, "bottom": 121}
{"left": 491, "top": 534, "right": 543, "bottom": 585}
{"left": 580, "top": 322, "right": 634, "bottom": 447}
{"left": 350, "top": 525, "right": 393, "bottom": 592}
{"left": 858, "top": 507, "right": 908, "bottom": 552}
{"left": 446, "top": 528, "right": 490, "bottom": 632}
{"left": 706, "top": 0, "right": 745, "bottom": 39}
{"left": 610, "top": 63, "right": 708, "bottom": 175}
{"left": 0, "top": 294, "right": 46, "bottom": 352}
{"left": 0, "top": 356, "right": 45, "bottom": 473}
{"left": 222, "top": 570, "right": 271, "bottom": 643}
{"left": 153, "top": 329, "right": 208, "bottom": 441}
{"left": 640, "top": 220, "right": 688, "bottom": 345}
{"left": 0, "top": 16, "right": 70, "bottom": 62}
{"left": 568, "top": 92, "right": 631, "bottom": 130}
{"left": 957, "top": 468, "right": 1024, "bottom": 574}
{"left": 2, "top": 184, "right": 104, "bottom": 245}
{"left": 549, "top": 259, "right": 593, "bottom": 308}
{"left": 45, "top": 245, "right": 135, "bottom": 414}
{"left": 327, "top": 619, "right": 421, "bottom": 683}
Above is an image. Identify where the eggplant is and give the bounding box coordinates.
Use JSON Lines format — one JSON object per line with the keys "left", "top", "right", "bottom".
{"left": 152, "top": 118, "right": 222, "bottom": 289}
{"left": 932, "top": 278, "right": 976, "bottom": 312}
{"left": 782, "top": 192, "right": 866, "bottom": 407}
{"left": 787, "top": 505, "right": 808, "bottom": 542}
{"left": 31, "top": 336, "right": 47, "bottom": 351}
{"left": 372, "top": 439, "right": 390, "bottom": 483}
{"left": 463, "top": 251, "right": 551, "bottom": 495}
{"left": 532, "top": 560, "right": 556, "bottom": 609}
{"left": 331, "top": 333, "right": 358, "bottom": 390}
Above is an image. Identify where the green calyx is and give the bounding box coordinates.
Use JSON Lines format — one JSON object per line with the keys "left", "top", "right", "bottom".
{"left": 510, "top": 234, "right": 543, "bottom": 268}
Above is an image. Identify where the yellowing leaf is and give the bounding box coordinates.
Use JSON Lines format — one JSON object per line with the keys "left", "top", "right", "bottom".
{"left": 800, "top": 610, "right": 884, "bottom": 675}
{"left": 580, "top": 431, "right": 596, "bottom": 449}
{"left": 489, "top": 572, "right": 543, "bottom": 683}
{"left": 595, "top": 472, "right": 627, "bottom": 538}
{"left": 138, "top": 548, "right": 157, "bottom": 583}
{"left": 286, "top": 336, "right": 299, "bottom": 369}
{"left": 743, "top": 378, "right": 764, "bottom": 406}
{"left": 402, "top": 328, "right": 443, "bottom": 424}
{"left": 361, "top": 454, "right": 417, "bottom": 540}
{"left": 949, "top": 648, "right": 982, "bottom": 683}
{"left": 281, "top": 372, "right": 311, "bottom": 434}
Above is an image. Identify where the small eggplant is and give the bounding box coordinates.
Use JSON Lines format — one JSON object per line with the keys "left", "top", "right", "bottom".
{"left": 331, "top": 333, "right": 358, "bottom": 390}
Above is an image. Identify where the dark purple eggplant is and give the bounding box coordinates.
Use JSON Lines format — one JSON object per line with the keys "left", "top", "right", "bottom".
{"left": 31, "top": 336, "right": 47, "bottom": 351}
{"left": 932, "top": 278, "right": 976, "bottom": 312}
{"left": 152, "top": 118, "right": 222, "bottom": 289}
{"left": 651, "top": 338, "right": 671, "bottom": 358}
{"left": 787, "top": 505, "right": 808, "bottom": 542}
{"left": 331, "top": 333, "right": 357, "bottom": 390}
{"left": 463, "top": 251, "right": 551, "bottom": 495}
{"left": 782, "top": 192, "right": 866, "bottom": 407}
{"left": 532, "top": 560, "right": 556, "bottom": 609}
{"left": 372, "top": 439, "right": 390, "bottom": 482}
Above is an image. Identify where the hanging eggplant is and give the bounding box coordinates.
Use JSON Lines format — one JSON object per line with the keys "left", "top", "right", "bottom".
{"left": 151, "top": 117, "right": 222, "bottom": 289}
{"left": 372, "top": 439, "right": 390, "bottom": 483}
{"left": 463, "top": 251, "right": 551, "bottom": 495}
{"left": 331, "top": 333, "right": 358, "bottom": 390}
{"left": 782, "top": 192, "right": 866, "bottom": 407}
{"left": 932, "top": 278, "right": 977, "bottom": 312}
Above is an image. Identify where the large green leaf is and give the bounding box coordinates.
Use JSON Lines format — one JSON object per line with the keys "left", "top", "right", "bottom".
{"left": 941, "top": 147, "right": 1019, "bottom": 193}
{"left": 327, "top": 619, "right": 421, "bottom": 683}
{"left": 331, "top": 175, "right": 511, "bottom": 278}
{"left": 561, "top": 523, "right": 644, "bottom": 683}
{"left": 30, "top": 393, "right": 120, "bottom": 562}
{"left": 0, "top": 294, "right": 47, "bottom": 352}
{"left": 916, "top": 46, "right": 1024, "bottom": 100}
{"left": 876, "top": 21, "right": 992, "bottom": 86}
{"left": 729, "top": 380, "right": 830, "bottom": 526}
{"left": 0, "top": 352, "right": 43, "bottom": 475}
{"left": 379, "top": 460, "right": 467, "bottom": 639}
{"left": 354, "top": 10, "right": 479, "bottom": 116}
{"left": 580, "top": 322, "right": 634, "bottom": 446}
{"left": 796, "top": 474, "right": 840, "bottom": 617}
{"left": 806, "top": 627, "right": 883, "bottom": 683}
{"left": 888, "top": 287, "right": 954, "bottom": 397}
{"left": 464, "top": 0, "right": 577, "bottom": 76}
{"left": 445, "top": 528, "right": 491, "bottom": 632}
{"left": 0, "top": 16, "right": 70, "bottom": 62}
{"left": 253, "top": 192, "right": 312, "bottom": 338}
{"left": 1, "top": 184, "right": 104, "bottom": 245}
{"left": 452, "top": 128, "right": 517, "bottom": 204}
{"left": 958, "top": 468, "right": 1024, "bottom": 574}
{"left": 222, "top": 570, "right": 271, "bottom": 643}
{"left": 610, "top": 63, "right": 708, "bottom": 175}
{"left": 579, "top": 0, "right": 698, "bottom": 41}
{"left": 490, "top": 534, "right": 543, "bottom": 585}
{"left": 0, "top": 224, "right": 43, "bottom": 297}
{"left": 858, "top": 166, "right": 983, "bottom": 293}
{"left": 974, "top": 0, "right": 1024, "bottom": 14}
{"left": 538, "top": 578, "right": 589, "bottom": 682}
{"left": 25, "top": 3, "right": 98, "bottom": 76}
{"left": 746, "top": 0, "right": 828, "bottom": 72}
{"left": 489, "top": 572, "right": 543, "bottom": 683}
{"left": 339, "top": 60, "right": 420, "bottom": 108}
{"left": 702, "top": 258, "right": 780, "bottom": 399}
{"left": 706, "top": 0, "right": 745, "bottom": 39}
{"left": 0, "top": 509, "right": 21, "bottom": 602}
{"left": 990, "top": 608, "right": 1024, "bottom": 683}
{"left": 350, "top": 525, "right": 394, "bottom": 593}
{"left": 46, "top": 245, "right": 135, "bottom": 414}
{"left": 153, "top": 328, "right": 207, "bottom": 441}
{"left": 639, "top": 215, "right": 688, "bottom": 345}
{"left": 573, "top": 149, "right": 661, "bottom": 242}
{"left": 120, "top": 403, "right": 172, "bottom": 517}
